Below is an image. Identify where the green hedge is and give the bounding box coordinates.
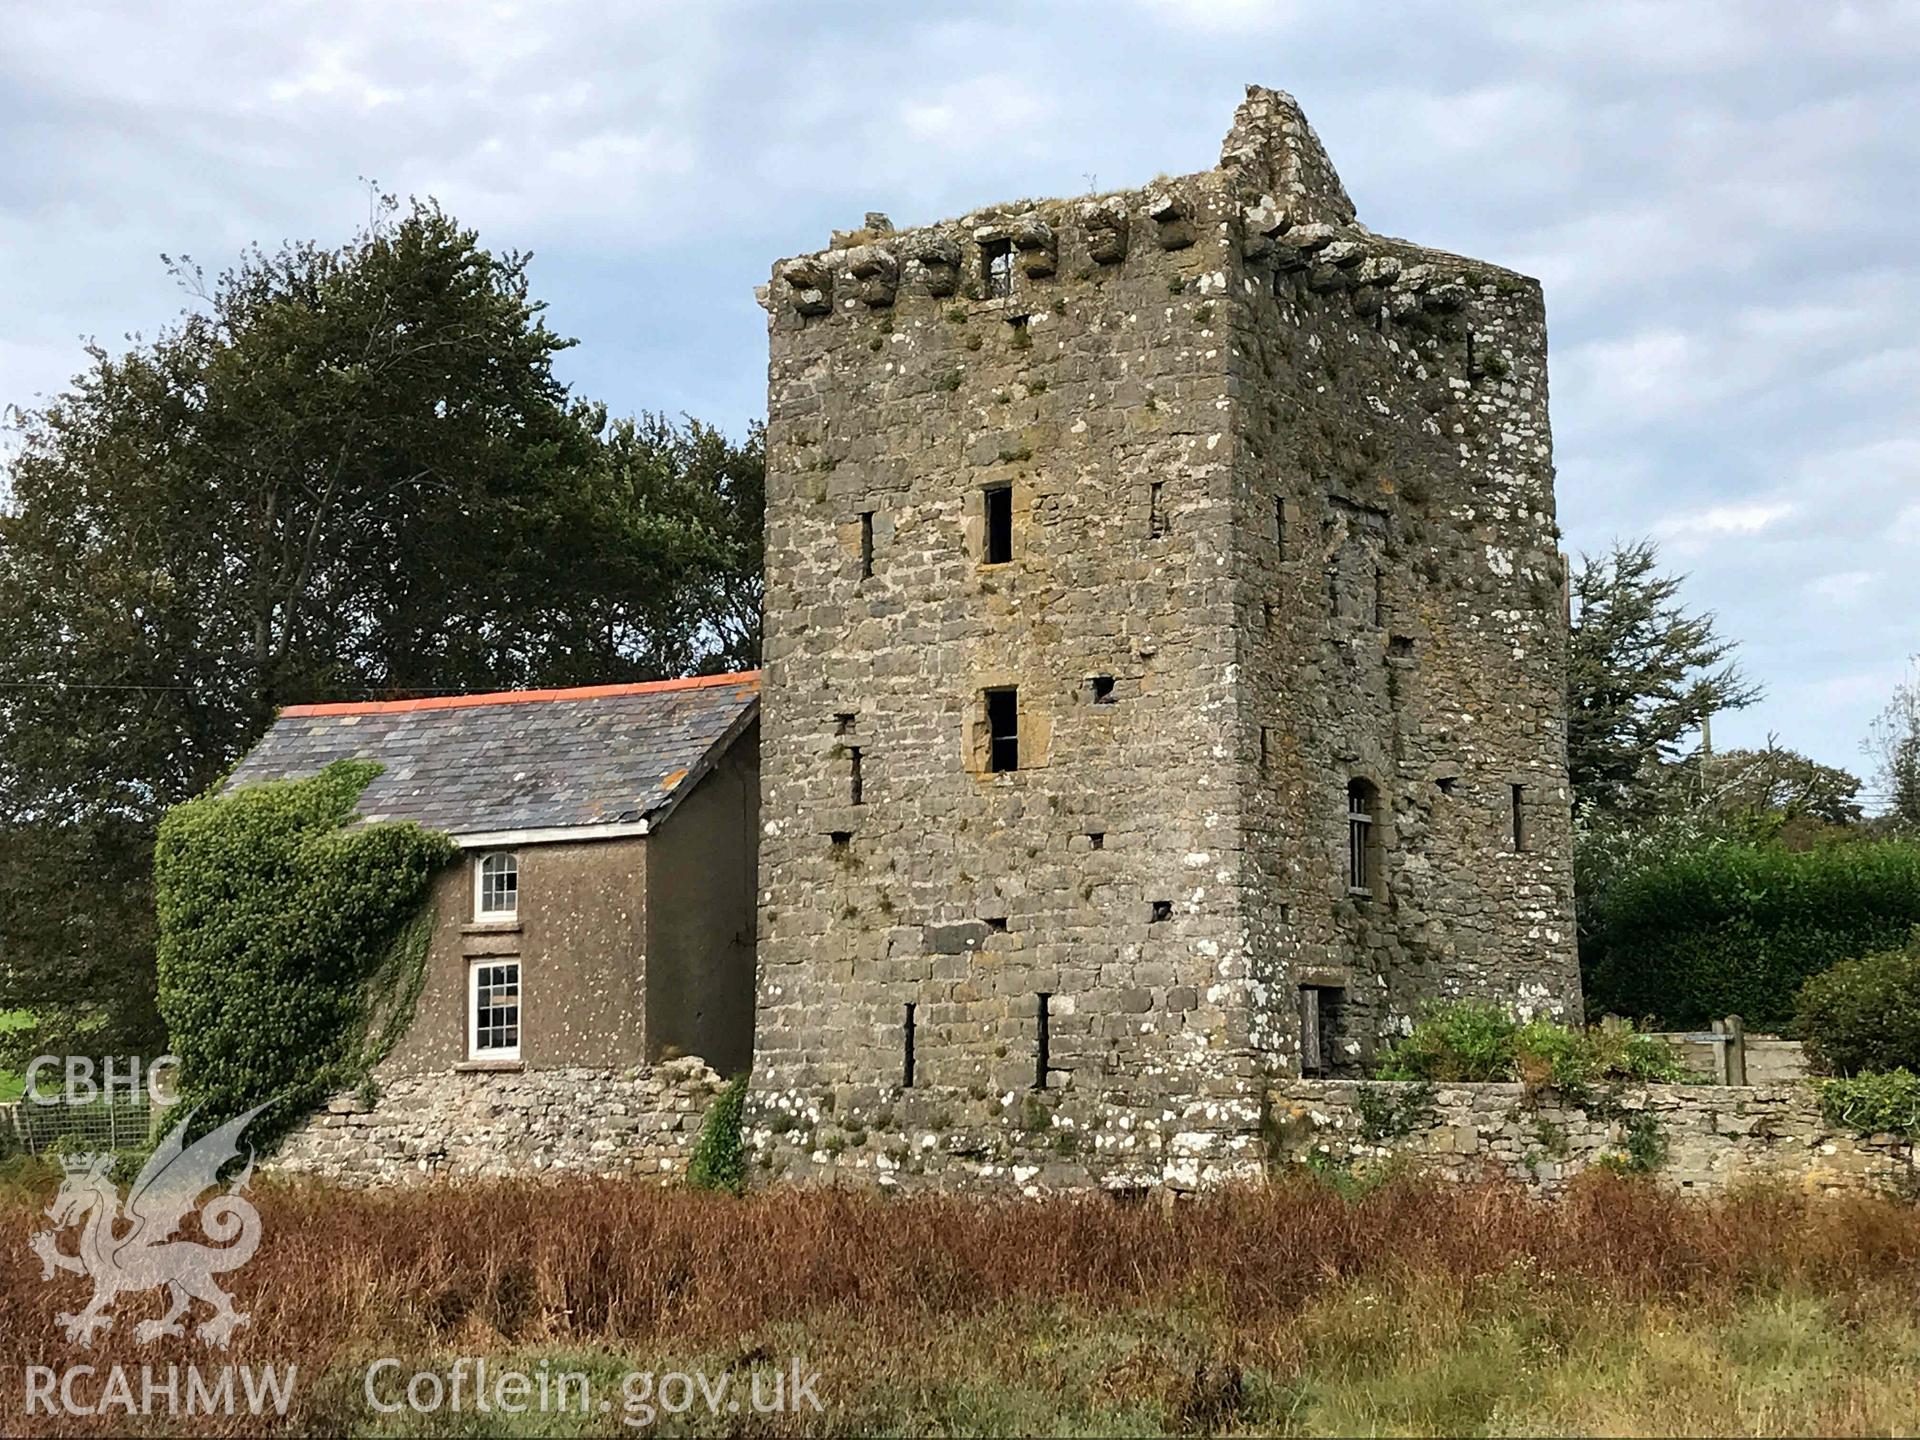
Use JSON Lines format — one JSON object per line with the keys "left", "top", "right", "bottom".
{"left": 1586, "top": 842, "right": 1920, "bottom": 1029}
{"left": 1817, "top": 1070, "right": 1920, "bottom": 1137}
{"left": 1796, "top": 938, "right": 1920, "bottom": 1076}
{"left": 156, "top": 759, "right": 453, "bottom": 1143}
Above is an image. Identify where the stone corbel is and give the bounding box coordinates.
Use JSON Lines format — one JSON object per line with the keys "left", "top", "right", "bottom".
{"left": 846, "top": 244, "right": 900, "bottom": 308}
{"left": 908, "top": 232, "right": 963, "bottom": 297}
{"left": 1147, "top": 191, "right": 1195, "bottom": 251}
{"left": 1011, "top": 213, "right": 1056, "bottom": 278}
{"left": 781, "top": 257, "right": 833, "bottom": 317}
{"left": 1079, "top": 199, "right": 1130, "bottom": 264}
{"left": 1240, "top": 196, "right": 1288, "bottom": 259}
{"left": 1273, "top": 222, "right": 1338, "bottom": 272}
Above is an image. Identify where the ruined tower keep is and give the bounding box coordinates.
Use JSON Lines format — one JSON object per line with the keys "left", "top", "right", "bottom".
{"left": 750, "top": 85, "right": 1582, "bottom": 1191}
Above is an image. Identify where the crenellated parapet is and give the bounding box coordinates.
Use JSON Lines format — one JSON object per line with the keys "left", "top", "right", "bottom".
{"left": 764, "top": 82, "right": 1533, "bottom": 356}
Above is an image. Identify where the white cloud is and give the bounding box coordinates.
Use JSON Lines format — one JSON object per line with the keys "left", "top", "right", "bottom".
{"left": 1134, "top": 0, "right": 1302, "bottom": 37}
{"left": 899, "top": 75, "right": 1058, "bottom": 154}
{"left": 1806, "top": 570, "right": 1878, "bottom": 606}
{"left": 1, "top": 0, "right": 1917, "bottom": 772}
{"left": 1656, "top": 502, "right": 1797, "bottom": 541}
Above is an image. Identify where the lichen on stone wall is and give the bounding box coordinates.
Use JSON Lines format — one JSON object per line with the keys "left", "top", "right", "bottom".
{"left": 751, "top": 82, "right": 1582, "bottom": 1193}
{"left": 274, "top": 1059, "right": 727, "bottom": 1185}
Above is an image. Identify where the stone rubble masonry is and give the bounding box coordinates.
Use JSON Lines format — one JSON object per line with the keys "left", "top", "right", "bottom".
{"left": 274, "top": 1059, "right": 726, "bottom": 1186}
{"left": 1270, "top": 1081, "right": 1916, "bottom": 1198}
{"left": 750, "top": 82, "right": 1581, "bottom": 1190}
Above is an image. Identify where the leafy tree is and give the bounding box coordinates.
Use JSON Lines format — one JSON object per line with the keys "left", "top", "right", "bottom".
{"left": 1695, "top": 741, "right": 1864, "bottom": 830}
{"left": 598, "top": 413, "right": 765, "bottom": 678}
{"left": 0, "top": 194, "right": 763, "bottom": 1066}
{"left": 1567, "top": 540, "right": 1759, "bottom": 819}
{"left": 1865, "top": 659, "right": 1920, "bottom": 832}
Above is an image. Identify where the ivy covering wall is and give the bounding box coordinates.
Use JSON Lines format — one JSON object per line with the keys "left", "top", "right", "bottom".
{"left": 155, "top": 759, "right": 453, "bottom": 1141}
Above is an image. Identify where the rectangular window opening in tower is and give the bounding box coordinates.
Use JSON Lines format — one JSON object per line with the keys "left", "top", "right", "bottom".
{"left": 1300, "top": 986, "right": 1343, "bottom": 1076}
{"left": 984, "top": 484, "right": 1013, "bottom": 564}
{"left": 1347, "top": 779, "right": 1377, "bottom": 896}
{"left": 984, "top": 240, "right": 1015, "bottom": 299}
{"left": 985, "top": 688, "right": 1019, "bottom": 773}
{"left": 1034, "top": 992, "right": 1052, "bottom": 1089}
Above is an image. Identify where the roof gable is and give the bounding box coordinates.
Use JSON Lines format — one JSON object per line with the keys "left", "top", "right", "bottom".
{"left": 227, "top": 672, "right": 759, "bottom": 839}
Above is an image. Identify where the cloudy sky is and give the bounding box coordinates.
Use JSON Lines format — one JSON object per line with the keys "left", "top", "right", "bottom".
{"left": 3, "top": 1, "right": 1915, "bottom": 787}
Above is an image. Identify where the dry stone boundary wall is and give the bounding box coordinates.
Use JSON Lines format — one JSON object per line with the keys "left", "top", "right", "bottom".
{"left": 274, "top": 1059, "right": 726, "bottom": 1185}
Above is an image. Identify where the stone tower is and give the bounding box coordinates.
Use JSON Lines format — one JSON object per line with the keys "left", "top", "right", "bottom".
{"left": 750, "top": 85, "right": 1581, "bottom": 1191}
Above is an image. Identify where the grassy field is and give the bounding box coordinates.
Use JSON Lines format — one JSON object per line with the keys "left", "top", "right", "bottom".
{"left": 0, "top": 1010, "right": 30, "bottom": 1101}
{"left": 4, "top": 1164, "right": 1920, "bottom": 1436}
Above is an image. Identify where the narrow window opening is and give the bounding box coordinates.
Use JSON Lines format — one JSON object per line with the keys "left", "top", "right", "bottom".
{"left": 983, "top": 484, "right": 1013, "bottom": 564}
{"left": 984, "top": 240, "right": 1015, "bottom": 299}
{"left": 1088, "top": 831, "right": 1106, "bottom": 851}
{"left": 859, "top": 511, "right": 874, "bottom": 579}
{"left": 1150, "top": 899, "right": 1173, "bottom": 923}
{"left": 1300, "top": 986, "right": 1343, "bottom": 1076}
{"left": 1275, "top": 496, "right": 1289, "bottom": 556}
{"left": 849, "top": 746, "right": 864, "bottom": 805}
{"left": 1511, "top": 784, "right": 1528, "bottom": 851}
{"left": 1259, "top": 725, "right": 1273, "bottom": 775}
{"left": 1089, "top": 675, "right": 1116, "bottom": 704}
{"left": 835, "top": 711, "right": 858, "bottom": 735}
{"left": 903, "top": 1003, "right": 917, "bottom": 1088}
{"left": 985, "top": 688, "right": 1019, "bottom": 773}
{"left": 1264, "top": 600, "right": 1277, "bottom": 629}
{"left": 1347, "top": 779, "right": 1378, "bottom": 897}
{"left": 1436, "top": 775, "right": 1458, "bottom": 796}
{"left": 1149, "top": 481, "right": 1168, "bottom": 539}
{"left": 1388, "top": 635, "right": 1415, "bottom": 658}
{"left": 1373, "top": 565, "right": 1386, "bottom": 627}
{"left": 1278, "top": 902, "right": 1291, "bottom": 925}
{"left": 830, "top": 830, "right": 852, "bottom": 848}
{"left": 985, "top": 915, "right": 1008, "bottom": 932}
{"left": 1465, "top": 328, "right": 1476, "bottom": 382}
{"left": 1034, "top": 992, "right": 1052, "bottom": 1089}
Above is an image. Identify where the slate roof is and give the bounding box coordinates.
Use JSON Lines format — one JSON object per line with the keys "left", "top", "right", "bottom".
{"left": 227, "top": 672, "right": 759, "bottom": 838}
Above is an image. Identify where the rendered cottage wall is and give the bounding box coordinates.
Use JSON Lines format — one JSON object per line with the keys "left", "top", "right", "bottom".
{"left": 282, "top": 749, "right": 762, "bottom": 1181}
{"left": 646, "top": 730, "right": 761, "bottom": 1074}
{"left": 383, "top": 837, "right": 650, "bottom": 1075}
